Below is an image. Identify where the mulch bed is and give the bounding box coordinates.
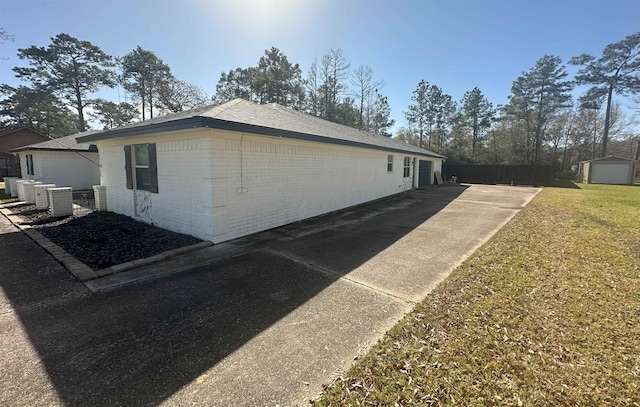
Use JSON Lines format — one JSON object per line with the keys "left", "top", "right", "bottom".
{"left": 7, "top": 203, "right": 67, "bottom": 225}
{"left": 7, "top": 206, "right": 202, "bottom": 270}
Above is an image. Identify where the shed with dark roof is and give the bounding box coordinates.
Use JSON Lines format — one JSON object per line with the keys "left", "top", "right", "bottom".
{"left": 77, "top": 99, "right": 446, "bottom": 243}
{"left": 12, "top": 132, "right": 100, "bottom": 190}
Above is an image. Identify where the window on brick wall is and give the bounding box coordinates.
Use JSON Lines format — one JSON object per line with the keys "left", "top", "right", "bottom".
{"left": 387, "top": 155, "right": 393, "bottom": 172}
{"left": 403, "top": 157, "right": 411, "bottom": 178}
{"left": 26, "top": 154, "right": 34, "bottom": 175}
{"left": 124, "top": 144, "right": 158, "bottom": 193}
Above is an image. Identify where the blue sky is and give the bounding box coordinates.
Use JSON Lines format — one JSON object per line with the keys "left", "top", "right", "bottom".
{"left": 1, "top": 0, "right": 639, "bottom": 131}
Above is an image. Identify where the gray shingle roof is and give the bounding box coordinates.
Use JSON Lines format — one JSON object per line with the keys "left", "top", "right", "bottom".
{"left": 77, "top": 99, "right": 445, "bottom": 159}
{"left": 12, "top": 131, "right": 99, "bottom": 152}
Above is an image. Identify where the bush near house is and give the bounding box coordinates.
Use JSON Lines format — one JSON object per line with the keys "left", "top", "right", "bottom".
{"left": 316, "top": 183, "right": 640, "bottom": 406}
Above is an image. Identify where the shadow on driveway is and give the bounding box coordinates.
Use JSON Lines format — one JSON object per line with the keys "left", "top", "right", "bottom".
{"left": 0, "top": 186, "right": 467, "bottom": 406}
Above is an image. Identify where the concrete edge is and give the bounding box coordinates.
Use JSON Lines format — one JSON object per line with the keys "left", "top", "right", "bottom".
{"left": 93, "top": 241, "right": 213, "bottom": 280}
{"left": 0, "top": 206, "right": 213, "bottom": 283}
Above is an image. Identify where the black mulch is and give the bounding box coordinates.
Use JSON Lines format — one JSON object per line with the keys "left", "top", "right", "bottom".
{"left": 30, "top": 211, "right": 202, "bottom": 270}
{"left": 9, "top": 204, "right": 62, "bottom": 225}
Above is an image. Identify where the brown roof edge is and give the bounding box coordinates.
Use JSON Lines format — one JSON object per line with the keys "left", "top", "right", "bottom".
{"left": 0, "top": 127, "right": 47, "bottom": 138}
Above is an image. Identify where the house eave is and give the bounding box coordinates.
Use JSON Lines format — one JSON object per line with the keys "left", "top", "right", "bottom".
{"left": 77, "top": 117, "right": 446, "bottom": 160}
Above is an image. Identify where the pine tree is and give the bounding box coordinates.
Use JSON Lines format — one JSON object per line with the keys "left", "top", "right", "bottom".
{"left": 569, "top": 32, "right": 640, "bottom": 156}
{"left": 14, "top": 33, "right": 115, "bottom": 132}
{"left": 460, "top": 87, "right": 494, "bottom": 159}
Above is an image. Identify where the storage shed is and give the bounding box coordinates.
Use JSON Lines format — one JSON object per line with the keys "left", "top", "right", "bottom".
{"left": 578, "top": 156, "right": 636, "bottom": 185}
{"left": 77, "top": 99, "right": 445, "bottom": 243}
{"left": 13, "top": 132, "right": 101, "bottom": 190}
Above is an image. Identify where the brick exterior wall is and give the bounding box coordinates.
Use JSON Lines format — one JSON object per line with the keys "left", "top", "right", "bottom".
{"left": 96, "top": 129, "right": 443, "bottom": 243}
{"left": 19, "top": 151, "right": 100, "bottom": 190}
{"left": 98, "top": 132, "right": 214, "bottom": 241}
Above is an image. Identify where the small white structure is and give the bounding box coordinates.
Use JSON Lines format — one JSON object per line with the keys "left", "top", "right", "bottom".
{"left": 93, "top": 185, "right": 107, "bottom": 211}
{"left": 23, "top": 181, "right": 43, "bottom": 204}
{"left": 15, "top": 179, "right": 36, "bottom": 201}
{"left": 13, "top": 132, "right": 100, "bottom": 190}
{"left": 8, "top": 177, "right": 19, "bottom": 197}
{"left": 34, "top": 184, "right": 57, "bottom": 209}
{"left": 578, "top": 156, "right": 636, "bottom": 185}
{"left": 3, "top": 176, "right": 17, "bottom": 195}
{"left": 78, "top": 99, "right": 446, "bottom": 243}
{"left": 48, "top": 187, "right": 73, "bottom": 217}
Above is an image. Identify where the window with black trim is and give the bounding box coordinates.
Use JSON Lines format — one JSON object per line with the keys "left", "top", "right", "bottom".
{"left": 403, "top": 157, "right": 410, "bottom": 177}
{"left": 124, "top": 144, "right": 158, "bottom": 193}
{"left": 26, "top": 154, "right": 34, "bottom": 175}
{"left": 387, "top": 155, "right": 393, "bottom": 172}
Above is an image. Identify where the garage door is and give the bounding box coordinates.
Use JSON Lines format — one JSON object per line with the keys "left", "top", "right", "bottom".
{"left": 418, "top": 160, "right": 432, "bottom": 187}
{"left": 591, "top": 163, "right": 631, "bottom": 184}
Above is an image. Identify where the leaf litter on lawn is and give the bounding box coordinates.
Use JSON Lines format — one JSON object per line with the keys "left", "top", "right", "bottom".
{"left": 315, "top": 183, "right": 640, "bottom": 406}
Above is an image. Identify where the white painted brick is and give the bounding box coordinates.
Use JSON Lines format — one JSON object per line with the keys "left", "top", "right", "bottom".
{"left": 15, "top": 180, "right": 27, "bottom": 201}
{"left": 23, "top": 181, "right": 43, "bottom": 204}
{"left": 48, "top": 187, "right": 73, "bottom": 217}
{"left": 93, "top": 185, "right": 107, "bottom": 211}
{"left": 17, "top": 150, "right": 100, "bottom": 190}
{"left": 95, "top": 129, "right": 443, "bottom": 244}
{"left": 34, "top": 184, "right": 56, "bottom": 209}
{"left": 8, "top": 178, "right": 19, "bottom": 197}
{"left": 3, "top": 177, "right": 18, "bottom": 195}
{"left": 16, "top": 180, "right": 39, "bottom": 202}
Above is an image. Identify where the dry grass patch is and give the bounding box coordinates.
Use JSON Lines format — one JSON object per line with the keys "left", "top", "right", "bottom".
{"left": 316, "top": 183, "right": 640, "bottom": 406}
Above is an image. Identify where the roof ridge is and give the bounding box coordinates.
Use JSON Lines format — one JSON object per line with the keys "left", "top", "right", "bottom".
{"left": 199, "top": 98, "right": 246, "bottom": 119}
{"left": 264, "top": 102, "right": 384, "bottom": 138}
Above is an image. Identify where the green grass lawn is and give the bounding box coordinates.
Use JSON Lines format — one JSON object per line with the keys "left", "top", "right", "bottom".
{"left": 316, "top": 183, "right": 640, "bottom": 406}
{"left": 0, "top": 182, "right": 18, "bottom": 203}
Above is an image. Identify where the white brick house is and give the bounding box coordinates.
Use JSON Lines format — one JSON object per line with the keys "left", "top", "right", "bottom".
{"left": 77, "top": 99, "right": 445, "bottom": 243}
{"left": 13, "top": 132, "right": 100, "bottom": 190}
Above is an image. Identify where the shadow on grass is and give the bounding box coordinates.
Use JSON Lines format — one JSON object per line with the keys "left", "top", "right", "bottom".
{"left": 0, "top": 187, "right": 18, "bottom": 203}
{"left": 549, "top": 179, "right": 582, "bottom": 189}
{"left": 0, "top": 185, "right": 468, "bottom": 406}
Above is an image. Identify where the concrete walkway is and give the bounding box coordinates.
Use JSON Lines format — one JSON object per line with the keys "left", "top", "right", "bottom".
{"left": 0, "top": 184, "right": 539, "bottom": 406}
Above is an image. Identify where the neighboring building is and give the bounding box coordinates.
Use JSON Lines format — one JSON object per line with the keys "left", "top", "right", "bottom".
{"left": 12, "top": 132, "right": 100, "bottom": 190}
{"left": 77, "top": 99, "right": 445, "bottom": 243}
{"left": 578, "top": 156, "right": 636, "bottom": 185}
{"left": 0, "top": 127, "right": 48, "bottom": 179}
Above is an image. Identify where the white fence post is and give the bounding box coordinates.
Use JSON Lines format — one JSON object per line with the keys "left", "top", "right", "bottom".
{"left": 93, "top": 185, "right": 107, "bottom": 212}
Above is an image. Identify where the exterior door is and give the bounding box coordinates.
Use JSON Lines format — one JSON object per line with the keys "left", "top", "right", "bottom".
{"left": 418, "top": 160, "right": 432, "bottom": 187}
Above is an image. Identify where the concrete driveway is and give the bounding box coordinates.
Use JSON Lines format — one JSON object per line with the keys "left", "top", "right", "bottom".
{"left": 0, "top": 184, "right": 539, "bottom": 406}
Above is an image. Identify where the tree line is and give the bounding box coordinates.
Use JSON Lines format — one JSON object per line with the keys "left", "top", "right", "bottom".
{"left": 401, "top": 32, "right": 640, "bottom": 176}
{"left": 1, "top": 33, "right": 209, "bottom": 136}
{"left": 0, "top": 30, "right": 638, "bottom": 177}
{"left": 212, "top": 47, "right": 395, "bottom": 135}
{"left": 0, "top": 34, "right": 395, "bottom": 137}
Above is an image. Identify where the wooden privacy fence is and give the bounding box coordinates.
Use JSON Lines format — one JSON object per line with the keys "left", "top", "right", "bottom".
{"left": 442, "top": 165, "right": 553, "bottom": 186}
